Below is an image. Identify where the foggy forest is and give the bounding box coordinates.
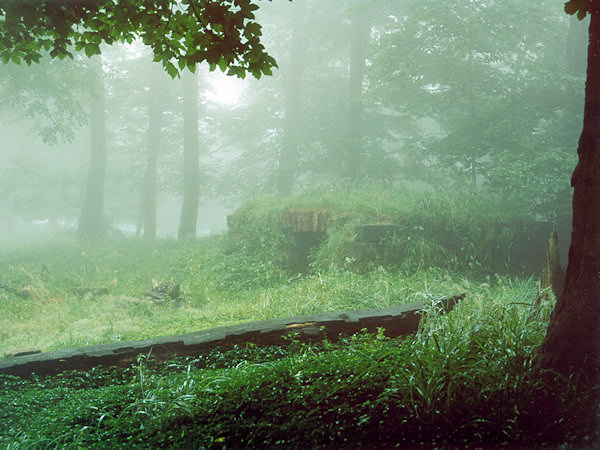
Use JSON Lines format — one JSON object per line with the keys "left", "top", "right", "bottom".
{"left": 0, "top": 0, "right": 598, "bottom": 447}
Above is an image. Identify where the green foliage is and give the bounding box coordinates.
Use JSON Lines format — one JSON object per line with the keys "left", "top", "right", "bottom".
{"left": 223, "top": 194, "right": 290, "bottom": 263}
{"left": 565, "top": 0, "right": 592, "bottom": 19}
{"left": 0, "top": 187, "right": 594, "bottom": 446}
{"left": 370, "top": 0, "right": 583, "bottom": 218}
{"left": 0, "top": 0, "right": 276, "bottom": 79}
{"left": 0, "top": 233, "right": 467, "bottom": 353}
{"left": 0, "top": 55, "right": 89, "bottom": 144}
{"left": 228, "top": 183, "right": 542, "bottom": 275}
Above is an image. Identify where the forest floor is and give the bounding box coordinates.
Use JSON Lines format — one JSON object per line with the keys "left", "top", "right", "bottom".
{"left": 0, "top": 235, "right": 598, "bottom": 447}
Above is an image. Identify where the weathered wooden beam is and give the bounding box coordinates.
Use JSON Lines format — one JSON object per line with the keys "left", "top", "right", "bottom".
{"left": 0, "top": 294, "right": 464, "bottom": 377}
{"left": 280, "top": 208, "right": 331, "bottom": 233}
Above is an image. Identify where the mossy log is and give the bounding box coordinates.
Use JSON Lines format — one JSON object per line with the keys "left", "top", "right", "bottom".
{"left": 0, "top": 294, "right": 464, "bottom": 377}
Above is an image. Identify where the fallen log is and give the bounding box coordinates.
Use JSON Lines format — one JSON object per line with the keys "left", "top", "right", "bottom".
{"left": 0, "top": 294, "right": 464, "bottom": 377}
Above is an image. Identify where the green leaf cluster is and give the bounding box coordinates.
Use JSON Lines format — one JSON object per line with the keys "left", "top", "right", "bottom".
{"left": 0, "top": 0, "right": 277, "bottom": 78}
{"left": 565, "top": 0, "right": 592, "bottom": 19}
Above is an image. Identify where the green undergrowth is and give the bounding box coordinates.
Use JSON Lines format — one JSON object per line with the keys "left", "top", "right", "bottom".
{"left": 0, "top": 237, "right": 504, "bottom": 352}
{"left": 1, "top": 288, "right": 597, "bottom": 447}
{"left": 1, "top": 234, "right": 506, "bottom": 354}
{"left": 226, "top": 182, "right": 545, "bottom": 275}
{"left": 0, "top": 185, "right": 595, "bottom": 447}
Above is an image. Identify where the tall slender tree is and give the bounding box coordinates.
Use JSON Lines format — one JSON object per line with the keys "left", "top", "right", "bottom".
{"left": 178, "top": 68, "right": 201, "bottom": 240}
{"left": 78, "top": 56, "right": 107, "bottom": 240}
{"left": 140, "top": 72, "right": 164, "bottom": 239}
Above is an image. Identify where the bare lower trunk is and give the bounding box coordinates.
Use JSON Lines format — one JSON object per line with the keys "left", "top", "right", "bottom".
{"left": 178, "top": 69, "right": 200, "bottom": 240}
{"left": 538, "top": 9, "right": 600, "bottom": 383}
{"left": 141, "top": 99, "right": 162, "bottom": 239}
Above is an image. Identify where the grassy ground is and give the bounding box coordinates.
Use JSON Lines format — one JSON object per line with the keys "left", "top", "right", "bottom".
{"left": 0, "top": 186, "right": 597, "bottom": 447}
{"left": 1, "top": 235, "right": 484, "bottom": 354}
{"left": 1, "top": 260, "right": 596, "bottom": 447}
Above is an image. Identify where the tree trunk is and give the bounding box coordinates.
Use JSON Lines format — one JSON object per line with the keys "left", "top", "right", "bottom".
{"left": 277, "top": 1, "right": 306, "bottom": 196}
{"left": 141, "top": 90, "right": 162, "bottom": 239}
{"left": 344, "top": 9, "right": 371, "bottom": 180}
{"left": 78, "top": 57, "right": 106, "bottom": 240}
{"left": 539, "top": 9, "right": 600, "bottom": 383}
{"left": 467, "top": 73, "right": 478, "bottom": 189}
{"left": 178, "top": 68, "right": 200, "bottom": 240}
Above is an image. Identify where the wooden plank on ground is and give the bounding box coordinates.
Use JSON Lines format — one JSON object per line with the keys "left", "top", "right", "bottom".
{"left": 0, "top": 294, "right": 464, "bottom": 377}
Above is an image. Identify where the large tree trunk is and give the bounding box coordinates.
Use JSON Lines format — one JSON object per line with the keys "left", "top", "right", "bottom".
{"left": 141, "top": 90, "right": 163, "bottom": 239}
{"left": 78, "top": 56, "right": 106, "bottom": 240}
{"left": 178, "top": 68, "right": 200, "bottom": 240}
{"left": 277, "top": 1, "right": 306, "bottom": 196}
{"left": 538, "top": 9, "right": 600, "bottom": 383}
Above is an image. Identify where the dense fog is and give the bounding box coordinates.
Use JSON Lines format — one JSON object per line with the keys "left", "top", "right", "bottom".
{"left": 0, "top": 0, "right": 585, "bottom": 245}
{"left": 2, "top": 1, "right": 599, "bottom": 446}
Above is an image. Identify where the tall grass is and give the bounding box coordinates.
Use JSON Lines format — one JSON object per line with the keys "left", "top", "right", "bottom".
{"left": 0, "top": 184, "right": 542, "bottom": 354}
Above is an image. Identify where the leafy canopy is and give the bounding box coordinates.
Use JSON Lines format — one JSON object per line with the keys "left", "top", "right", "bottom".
{"left": 0, "top": 0, "right": 276, "bottom": 78}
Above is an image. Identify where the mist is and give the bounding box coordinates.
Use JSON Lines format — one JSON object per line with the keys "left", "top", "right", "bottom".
{"left": 0, "top": 0, "right": 583, "bottom": 244}
{"left": 0, "top": 0, "right": 597, "bottom": 447}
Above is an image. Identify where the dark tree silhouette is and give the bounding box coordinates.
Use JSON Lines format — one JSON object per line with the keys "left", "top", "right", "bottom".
{"left": 141, "top": 81, "right": 163, "bottom": 239}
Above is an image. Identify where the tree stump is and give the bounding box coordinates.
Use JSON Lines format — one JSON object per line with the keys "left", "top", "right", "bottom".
{"left": 538, "top": 231, "right": 565, "bottom": 301}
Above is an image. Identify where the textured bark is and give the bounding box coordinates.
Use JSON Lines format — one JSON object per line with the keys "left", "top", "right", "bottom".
{"left": 178, "top": 69, "right": 200, "bottom": 240}
{"left": 78, "top": 57, "right": 106, "bottom": 240}
{"left": 539, "top": 10, "right": 600, "bottom": 383}
{"left": 141, "top": 88, "right": 163, "bottom": 239}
